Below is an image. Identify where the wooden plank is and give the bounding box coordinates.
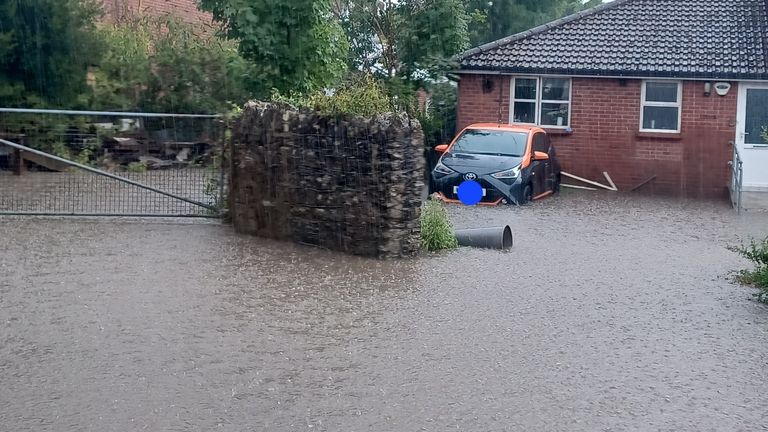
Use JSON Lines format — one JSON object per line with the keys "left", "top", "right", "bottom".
{"left": 561, "top": 171, "right": 617, "bottom": 191}
{"left": 603, "top": 172, "right": 618, "bottom": 191}
{"left": 631, "top": 175, "right": 657, "bottom": 192}
{"left": 21, "top": 150, "right": 72, "bottom": 172}
{"left": 561, "top": 183, "right": 598, "bottom": 191}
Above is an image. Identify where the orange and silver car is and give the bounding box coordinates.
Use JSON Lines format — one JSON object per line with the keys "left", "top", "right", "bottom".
{"left": 430, "top": 123, "right": 561, "bottom": 205}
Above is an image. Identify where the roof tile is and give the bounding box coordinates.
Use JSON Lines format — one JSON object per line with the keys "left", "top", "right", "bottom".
{"left": 458, "top": 0, "right": 768, "bottom": 79}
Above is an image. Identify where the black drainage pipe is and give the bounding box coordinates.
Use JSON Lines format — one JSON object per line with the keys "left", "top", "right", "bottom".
{"left": 454, "top": 226, "right": 514, "bottom": 250}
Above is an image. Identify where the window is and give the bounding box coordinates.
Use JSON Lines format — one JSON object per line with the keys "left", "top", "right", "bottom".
{"left": 511, "top": 77, "right": 571, "bottom": 127}
{"left": 641, "top": 81, "right": 681, "bottom": 132}
{"left": 532, "top": 132, "right": 549, "bottom": 153}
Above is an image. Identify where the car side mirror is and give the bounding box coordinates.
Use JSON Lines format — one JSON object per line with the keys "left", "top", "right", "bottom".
{"left": 434, "top": 144, "right": 449, "bottom": 153}
{"left": 533, "top": 151, "right": 549, "bottom": 161}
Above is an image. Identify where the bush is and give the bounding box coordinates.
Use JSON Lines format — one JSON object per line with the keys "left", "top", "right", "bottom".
{"left": 271, "top": 74, "right": 393, "bottom": 117}
{"left": 730, "top": 236, "right": 768, "bottom": 303}
{"left": 420, "top": 199, "right": 458, "bottom": 252}
{"left": 89, "top": 16, "right": 254, "bottom": 114}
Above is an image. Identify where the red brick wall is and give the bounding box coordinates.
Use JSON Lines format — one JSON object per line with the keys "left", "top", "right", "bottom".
{"left": 457, "top": 75, "right": 736, "bottom": 198}
{"left": 100, "top": 0, "right": 212, "bottom": 25}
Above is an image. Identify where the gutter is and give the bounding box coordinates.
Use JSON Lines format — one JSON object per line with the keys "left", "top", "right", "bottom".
{"left": 449, "top": 69, "right": 768, "bottom": 82}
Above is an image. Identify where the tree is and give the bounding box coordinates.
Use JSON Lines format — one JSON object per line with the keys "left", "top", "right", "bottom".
{"left": 89, "top": 16, "right": 254, "bottom": 113}
{"left": 335, "top": 0, "right": 469, "bottom": 81}
{"left": 199, "top": 0, "right": 348, "bottom": 97}
{"left": 465, "top": 0, "right": 603, "bottom": 46}
{"left": 0, "top": 0, "right": 103, "bottom": 108}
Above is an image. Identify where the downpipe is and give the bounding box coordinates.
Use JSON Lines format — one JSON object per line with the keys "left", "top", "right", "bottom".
{"left": 454, "top": 226, "right": 514, "bottom": 250}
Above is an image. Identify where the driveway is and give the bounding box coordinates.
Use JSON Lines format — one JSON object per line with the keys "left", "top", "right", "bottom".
{"left": 1, "top": 192, "right": 767, "bottom": 431}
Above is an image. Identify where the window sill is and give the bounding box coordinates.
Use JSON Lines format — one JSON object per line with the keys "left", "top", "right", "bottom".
{"left": 636, "top": 131, "right": 682, "bottom": 140}
{"left": 543, "top": 128, "right": 573, "bottom": 136}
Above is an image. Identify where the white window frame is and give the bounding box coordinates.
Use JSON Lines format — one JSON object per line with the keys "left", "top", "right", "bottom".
{"left": 640, "top": 80, "right": 682, "bottom": 133}
{"left": 510, "top": 76, "right": 572, "bottom": 128}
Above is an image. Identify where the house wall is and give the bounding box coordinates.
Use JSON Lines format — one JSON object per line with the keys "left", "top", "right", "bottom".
{"left": 457, "top": 75, "right": 736, "bottom": 198}
{"left": 100, "top": 0, "right": 212, "bottom": 25}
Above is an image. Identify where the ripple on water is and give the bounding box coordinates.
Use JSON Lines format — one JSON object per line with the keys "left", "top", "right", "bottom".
{"left": 1, "top": 192, "right": 767, "bottom": 431}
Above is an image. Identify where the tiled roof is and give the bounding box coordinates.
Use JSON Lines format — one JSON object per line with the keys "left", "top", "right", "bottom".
{"left": 458, "top": 0, "right": 768, "bottom": 80}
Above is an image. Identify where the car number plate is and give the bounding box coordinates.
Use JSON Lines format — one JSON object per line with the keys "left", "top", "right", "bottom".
{"left": 453, "top": 186, "right": 486, "bottom": 196}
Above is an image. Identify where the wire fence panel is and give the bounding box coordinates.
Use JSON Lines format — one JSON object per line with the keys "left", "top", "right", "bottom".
{"left": 0, "top": 109, "right": 228, "bottom": 218}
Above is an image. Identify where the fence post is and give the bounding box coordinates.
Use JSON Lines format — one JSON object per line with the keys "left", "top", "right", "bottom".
{"left": 13, "top": 148, "right": 24, "bottom": 176}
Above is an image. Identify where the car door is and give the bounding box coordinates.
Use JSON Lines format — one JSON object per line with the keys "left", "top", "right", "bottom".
{"left": 530, "top": 132, "right": 549, "bottom": 196}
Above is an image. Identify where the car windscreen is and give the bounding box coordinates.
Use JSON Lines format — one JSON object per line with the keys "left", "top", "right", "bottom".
{"left": 450, "top": 129, "right": 528, "bottom": 157}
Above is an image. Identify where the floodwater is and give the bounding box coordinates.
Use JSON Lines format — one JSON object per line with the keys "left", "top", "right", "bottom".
{"left": 1, "top": 192, "right": 768, "bottom": 431}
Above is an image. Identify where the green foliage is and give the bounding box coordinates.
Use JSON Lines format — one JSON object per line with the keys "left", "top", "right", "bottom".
{"left": 730, "top": 236, "right": 768, "bottom": 304}
{"left": 310, "top": 75, "right": 392, "bottom": 117}
{"left": 418, "top": 81, "right": 458, "bottom": 148}
{"left": 199, "top": 0, "right": 348, "bottom": 97}
{"left": 732, "top": 237, "right": 768, "bottom": 268}
{"left": 465, "top": 0, "right": 603, "bottom": 46}
{"left": 271, "top": 74, "right": 393, "bottom": 117}
{"left": 337, "top": 0, "right": 469, "bottom": 81}
{"left": 0, "top": 0, "right": 103, "bottom": 108}
{"left": 420, "top": 199, "right": 458, "bottom": 252}
{"left": 126, "top": 161, "right": 147, "bottom": 173}
{"left": 89, "top": 16, "right": 254, "bottom": 113}
{"left": 760, "top": 126, "right": 768, "bottom": 145}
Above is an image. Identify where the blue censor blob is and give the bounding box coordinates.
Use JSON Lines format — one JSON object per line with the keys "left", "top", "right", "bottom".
{"left": 457, "top": 180, "right": 483, "bottom": 206}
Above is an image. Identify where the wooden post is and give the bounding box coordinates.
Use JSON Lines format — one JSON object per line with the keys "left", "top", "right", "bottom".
{"left": 13, "top": 148, "right": 24, "bottom": 175}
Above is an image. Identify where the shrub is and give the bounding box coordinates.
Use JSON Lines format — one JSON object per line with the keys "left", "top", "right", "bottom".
{"left": 270, "top": 74, "right": 393, "bottom": 117}
{"left": 90, "top": 16, "right": 254, "bottom": 114}
{"left": 730, "top": 236, "right": 768, "bottom": 303}
{"left": 420, "top": 199, "right": 458, "bottom": 252}
{"left": 126, "top": 161, "right": 147, "bottom": 173}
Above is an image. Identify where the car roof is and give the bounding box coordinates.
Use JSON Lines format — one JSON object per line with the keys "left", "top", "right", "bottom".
{"left": 465, "top": 123, "right": 542, "bottom": 133}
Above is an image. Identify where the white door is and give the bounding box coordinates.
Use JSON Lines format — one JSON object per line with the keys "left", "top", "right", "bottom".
{"left": 736, "top": 83, "right": 768, "bottom": 189}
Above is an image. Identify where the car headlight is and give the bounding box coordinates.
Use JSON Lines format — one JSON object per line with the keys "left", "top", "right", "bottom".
{"left": 491, "top": 164, "right": 522, "bottom": 179}
{"left": 433, "top": 161, "right": 455, "bottom": 175}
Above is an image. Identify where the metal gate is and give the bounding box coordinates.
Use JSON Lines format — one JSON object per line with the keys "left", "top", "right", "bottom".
{"left": 730, "top": 141, "right": 744, "bottom": 214}
{"left": 0, "top": 108, "right": 228, "bottom": 218}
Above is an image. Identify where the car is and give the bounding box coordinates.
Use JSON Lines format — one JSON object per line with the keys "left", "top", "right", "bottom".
{"left": 430, "top": 123, "right": 561, "bottom": 206}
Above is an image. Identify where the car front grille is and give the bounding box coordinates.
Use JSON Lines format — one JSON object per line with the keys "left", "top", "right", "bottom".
{"left": 438, "top": 178, "right": 504, "bottom": 203}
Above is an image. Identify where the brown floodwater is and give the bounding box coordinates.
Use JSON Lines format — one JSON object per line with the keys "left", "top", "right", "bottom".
{"left": 1, "top": 191, "right": 767, "bottom": 431}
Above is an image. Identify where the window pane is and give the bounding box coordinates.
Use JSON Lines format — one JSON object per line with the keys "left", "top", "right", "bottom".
{"left": 642, "top": 106, "right": 678, "bottom": 130}
{"left": 542, "top": 78, "right": 570, "bottom": 101}
{"left": 745, "top": 88, "right": 768, "bottom": 145}
{"left": 515, "top": 78, "right": 537, "bottom": 100}
{"left": 540, "top": 103, "right": 570, "bottom": 126}
{"left": 645, "top": 82, "right": 679, "bottom": 103}
{"left": 513, "top": 102, "right": 536, "bottom": 123}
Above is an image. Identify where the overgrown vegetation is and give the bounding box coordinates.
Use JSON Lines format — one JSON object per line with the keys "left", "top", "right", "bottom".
{"left": 87, "top": 16, "right": 253, "bottom": 113}
{"left": 730, "top": 236, "right": 768, "bottom": 303}
{"left": 420, "top": 199, "right": 458, "bottom": 252}
{"left": 0, "top": 0, "right": 103, "bottom": 108}
{"left": 0, "top": 0, "right": 603, "bottom": 164}
{"left": 271, "top": 74, "right": 394, "bottom": 117}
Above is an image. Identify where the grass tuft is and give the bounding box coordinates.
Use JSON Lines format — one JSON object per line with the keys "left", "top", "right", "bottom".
{"left": 420, "top": 199, "right": 458, "bottom": 252}
{"left": 729, "top": 236, "right": 768, "bottom": 304}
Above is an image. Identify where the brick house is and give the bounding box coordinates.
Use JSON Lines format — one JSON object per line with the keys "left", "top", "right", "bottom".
{"left": 454, "top": 0, "right": 768, "bottom": 203}
{"left": 100, "top": 0, "right": 212, "bottom": 25}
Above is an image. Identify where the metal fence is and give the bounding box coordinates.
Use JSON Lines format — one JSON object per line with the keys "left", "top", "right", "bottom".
{"left": 730, "top": 141, "right": 744, "bottom": 214}
{"left": 0, "top": 108, "right": 228, "bottom": 218}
